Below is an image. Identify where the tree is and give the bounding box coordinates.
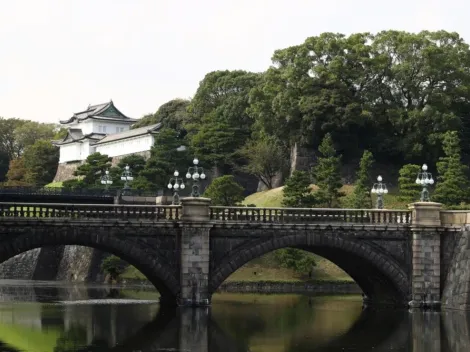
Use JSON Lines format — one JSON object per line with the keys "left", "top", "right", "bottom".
{"left": 350, "top": 150, "right": 374, "bottom": 208}
{"left": 433, "top": 131, "right": 470, "bottom": 205}
{"left": 282, "top": 171, "right": 316, "bottom": 208}
{"left": 0, "top": 117, "right": 25, "bottom": 159}
{"left": 250, "top": 31, "right": 470, "bottom": 167}
{"left": 141, "top": 128, "right": 190, "bottom": 189}
{"left": 4, "top": 158, "right": 31, "bottom": 186}
{"left": 313, "top": 133, "right": 344, "bottom": 207}
{"left": 187, "top": 70, "right": 262, "bottom": 171}
{"left": 274, "top": 248, "right": 316, "bottom": 275}
{"left": 108, "top": 154, "right": 148, "bottom": 188}
{"left": 132, "top": 99, "right": 191, "bottom": 134}
{"left": 22, "top": 140, "right": 59, "bottom": 186}
{"left": 239, "top": 137, "right": 286, "bottom": 189}
{"left": 398, "top": 164, "right": 422, "bottom": 201}
{"left": 101, "top": 255, "right": 127, "bottom": 282}
{"left": 203, "top": 175, "right": 245, "bottom": 206}
{"left": 74, "top": 153, "right": 112, "bottom": 186}
{"left": 0, "top": 150, "right": 9, "bottom": 182}
{"left": 13, "top": 121, "right": 56, "bottom": 151}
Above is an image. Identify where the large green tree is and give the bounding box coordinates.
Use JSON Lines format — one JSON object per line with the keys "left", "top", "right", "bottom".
{"left": 313, "top": 133, "right": 344, "bottom": 207}
{"left": 22, "top": 140, "right": 59, "bottom": 185}
{"left": 187, "top": 70, "right": 262, "bottom": 172}
{"left": 433, "top": 131, "right": 470, "bottom": 205}
{"left": 132, "top": 99, "right": 191, "bottom": 135}
{"left": 73, "top": 153, "right": 112, "bottom": 186}
{"left": 141, "top": 128, "right": 190, "bottom": 189}
{"left": 0, "top": 117, "right": 26, "bottom": 159}
{"left": 238, "top": 137, "right": 286, "bottom": 189}
{"left": 203, "top": 175, "right": 245, "bottom": 206}
{"left": 250, "top": 31, "right": 470, "bottom": 165}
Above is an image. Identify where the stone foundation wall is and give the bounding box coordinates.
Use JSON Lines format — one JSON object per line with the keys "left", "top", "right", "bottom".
{"left": 0, "top": 246, "right": 106, "bottom": 283}
{"left": 53, "top": 151, "right": 152, "bottom": 182}
{"left": 56, "top": 246, "right": 107, "bottom": 282}
{"left": 442, "top": 229, "right": 470, "bottom": 310}
{"left": 0, "top": 248, "right": 42, "bottom": 279}
{"left": 53, "top": 161, "right": 83, "bottom": 182}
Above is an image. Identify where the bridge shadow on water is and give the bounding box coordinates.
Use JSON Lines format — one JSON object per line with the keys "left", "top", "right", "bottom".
{"left": 0, "top": 286, "right": 469, "bottom": 351}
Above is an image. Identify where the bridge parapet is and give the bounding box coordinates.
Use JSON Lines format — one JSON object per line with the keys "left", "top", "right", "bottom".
{"left": 210, "top": 206, "right": 412, "bottom": 225}
{"left": 0, "top": 202, "right": 181, "bottom": 221}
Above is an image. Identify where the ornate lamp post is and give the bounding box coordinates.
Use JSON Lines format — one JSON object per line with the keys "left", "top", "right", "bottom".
{"left": 100, "top": 169, "right": 113, "bottom": 191}
{"left": 415, "top": 163, "right": 434, "bottom": 202}
{"left": 371, "top": 175, "right": 388, "bottom": 209}
{"left": 167, "top": 170, "right": 186, "bottom": 205}
{"left": 185, "top": 158, "right": 206, "bottom": 197}
{"left": 120, "top": 164, "right": 134, "bottom": 196}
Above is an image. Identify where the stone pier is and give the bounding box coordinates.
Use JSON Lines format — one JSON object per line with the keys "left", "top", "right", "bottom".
{"left": 409, "top": 202, "right": 442, "bottom": 308}
{"left": 179, "top": 197, "right": 211, "bottom": 306}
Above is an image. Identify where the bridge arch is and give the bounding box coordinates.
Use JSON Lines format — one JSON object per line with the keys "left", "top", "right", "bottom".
{"left": 210, "top": 230, "right": 410, "bottom": 305}
{"left": 0, "top": 226, "right": 179, "bottom": 302}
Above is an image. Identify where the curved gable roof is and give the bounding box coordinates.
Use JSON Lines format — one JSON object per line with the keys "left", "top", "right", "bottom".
{"left": 60, "top": 100, "right": 137, "bottom": 124}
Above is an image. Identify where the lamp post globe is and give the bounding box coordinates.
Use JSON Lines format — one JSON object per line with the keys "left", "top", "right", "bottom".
{"left": 120, "top": 164, "right": 133, "bottom": 196}
{"left": 168, "top": 169, "right": 185, "bottom": 205}
{"left": 415, "top": 163, "right": 434, "bottom": 202}
{"left": 186, "top": 157, "right": 206, "bottom": 197}
{"left": 371, "top": 175, "right": 388, "bottom": 209}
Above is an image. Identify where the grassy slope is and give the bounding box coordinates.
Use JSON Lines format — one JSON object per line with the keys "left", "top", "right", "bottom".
{"left": 125, "top": 185, "right": 409, "bottom": 283}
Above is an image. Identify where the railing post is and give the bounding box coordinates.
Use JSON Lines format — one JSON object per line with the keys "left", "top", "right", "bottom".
{"left": 179, "top": 197, "right": 212, "bottom": 307}
{"left": 408, "top": 202, "right": 443, "bottom": 309}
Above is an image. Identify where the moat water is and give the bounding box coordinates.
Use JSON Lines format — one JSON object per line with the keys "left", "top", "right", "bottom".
{"left": 0, "top": 280, "right": 466, "bottom": 351}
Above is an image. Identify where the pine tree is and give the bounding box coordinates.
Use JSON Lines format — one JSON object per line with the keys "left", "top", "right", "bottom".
{"left": 350, "top": 150, "right": 374, "bottom": 208}
{"left": 141, "top": 128, "right": 190, "bottom": 189}
{"left": 398, "top": 164, "right": 421, "bottom": 201}
{"left": 433, "top": 131, "right": 470, "bottom": 205}
{"left": 74, "top": 153, "right": 112, "bottom": 186}
{"left": 313, "top": 133, "right": 344, "bottom": 207}
{"left": 282, "top": 171, "right": 316, "bottom": 207}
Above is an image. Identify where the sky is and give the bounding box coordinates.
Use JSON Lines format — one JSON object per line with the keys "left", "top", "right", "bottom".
{"left": 1, "top": 0, "right": 469, "bottom": 124}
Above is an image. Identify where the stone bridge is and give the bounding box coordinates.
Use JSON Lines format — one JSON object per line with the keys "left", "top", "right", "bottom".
{"left": 1, "top": 199, "right": 470, "bottom": 309}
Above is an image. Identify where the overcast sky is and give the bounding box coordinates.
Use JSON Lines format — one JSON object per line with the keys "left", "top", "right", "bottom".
{"left": 1, "top": 0, "right": 468, "bottom": 123}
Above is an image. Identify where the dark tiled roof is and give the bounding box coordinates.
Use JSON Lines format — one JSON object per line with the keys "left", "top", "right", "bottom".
{"left": 60, "top": 100, "right": 137, "bottom": 124}
{"left": 93, "top": 123, "right": 162, "bottom": 145}
{"left": 55, "top": 129, "right": 106, "bottom": 145}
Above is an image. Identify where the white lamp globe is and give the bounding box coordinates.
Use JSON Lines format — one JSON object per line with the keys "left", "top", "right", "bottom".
{"left": 174, "top": 183, "right": 179, "bottom": 190}
{"left": 384, "top": 188, "right": 389, "bottom": 194}
{"left": 415, "top": 177, "right": 420, "bottom": 184}
{"left": 422, "top": 164, "right": 428, "bottom": 171}
{"left": 180, "top": 183, "right": 185, "bottom": 189}
{"left": 200, "top": 173, "right": 206, "bottom": 180}
{"left": 193, "top": 158, "right": 199, "bottom": 165}
{"left": 167, "top": 183, "right": 172, "bottom": 189}
{"left": 371, "top": 188, "right": 376, "bottom": 194}
{"left": 186, "top": 173, "right": 191, "bottom": 179}
{"left": 430, "top": 178, "right": 434, "bottom": 185}
{"left": 377, "top": 175, "right": 382, "bottom": 182}
{"left": 125, "top": 165, "right": 130, "bottom": 171}
{"left": 174, "top": 170, "right": 179, "bottom": 177}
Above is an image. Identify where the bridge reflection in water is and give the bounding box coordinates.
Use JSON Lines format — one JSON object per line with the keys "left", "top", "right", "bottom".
{"left": 0, "top": 289, "right": 467, "bottom": 351}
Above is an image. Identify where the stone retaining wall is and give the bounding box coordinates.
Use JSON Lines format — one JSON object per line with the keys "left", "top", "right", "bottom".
{"left": 216, "top": 281, "right": 361, "bottom": 294}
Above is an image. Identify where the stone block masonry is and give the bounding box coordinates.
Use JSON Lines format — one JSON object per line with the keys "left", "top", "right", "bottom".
{"left": 410, "top": 231, "right": 441, "bottom": 306}
{"left": 179, "top": 197, "right": 211, "bottom": 306}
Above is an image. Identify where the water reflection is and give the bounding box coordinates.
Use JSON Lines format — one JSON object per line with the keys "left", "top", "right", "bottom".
{"left": 0, "top": 283, "right": 469, "bottom": 351}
